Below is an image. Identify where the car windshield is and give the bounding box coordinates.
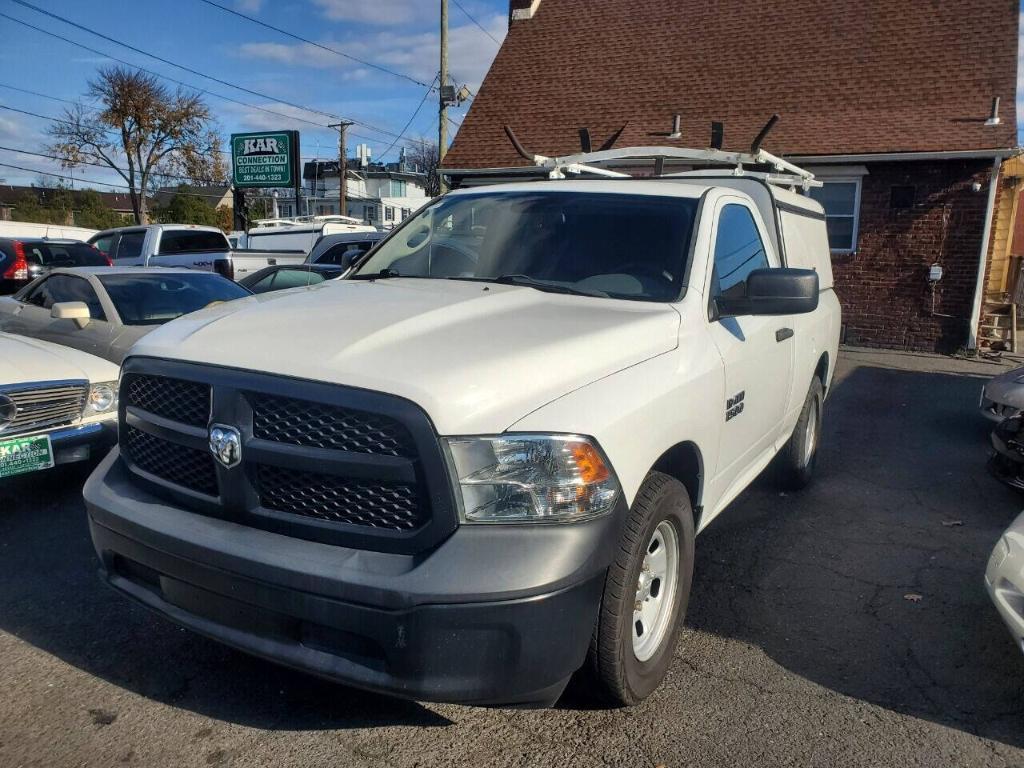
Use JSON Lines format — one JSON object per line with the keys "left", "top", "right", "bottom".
{"left": 98, "top": 273, "right": 251, "bottom": 326}
{"left": 352, "top": 191, "right": 699, "bottom": 301}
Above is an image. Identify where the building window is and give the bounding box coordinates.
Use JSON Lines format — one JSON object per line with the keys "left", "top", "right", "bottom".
{"left": 390, "top": 179, "right": 407, "bottom": 197}
{"left": 385, "top": 206, "right": 394, "bottom": 221}
{"left": 806, "top": 179, "right": 861, "bottom": 253}
{"left": 364, "top": 205, "right": 375, "bottom": 222}
{"left": 401, "top": 208, "right": 411, "bottom": 220}
{"left": 278, "top": 203, "right": 294, "bottom": 218}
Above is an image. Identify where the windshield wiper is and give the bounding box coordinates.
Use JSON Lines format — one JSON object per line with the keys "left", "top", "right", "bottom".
{"left": 350, "top": 268, "right": 402, "bottom": 280}
{"left": 491, "top": 274, "right": 608, "bottom": 298}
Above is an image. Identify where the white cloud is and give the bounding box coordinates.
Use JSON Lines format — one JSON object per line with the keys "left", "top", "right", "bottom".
{"left": 311, "top": 0, "right": 432, "bottom": 25}
{"left": 234, "top": 0, "right": 265, "bottom": 12}
{"left": 237, "top": 14, "right": 506, "bottom": 92}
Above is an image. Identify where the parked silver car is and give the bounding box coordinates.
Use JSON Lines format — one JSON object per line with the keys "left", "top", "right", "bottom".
{"left": 981, "top": 365, "right": 1024, "bottom": 421}
{"left": 0, "top": 267, "right": 252, "bottom": 363}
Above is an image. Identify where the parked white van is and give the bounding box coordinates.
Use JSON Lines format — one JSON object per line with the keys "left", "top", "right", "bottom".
{"left": 0, "top": 220, "right": 97, "bottom": 242}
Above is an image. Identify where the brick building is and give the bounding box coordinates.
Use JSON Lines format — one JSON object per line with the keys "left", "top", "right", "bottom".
{"left": 444, "top": 0, "right": 1020, "bottom": 352}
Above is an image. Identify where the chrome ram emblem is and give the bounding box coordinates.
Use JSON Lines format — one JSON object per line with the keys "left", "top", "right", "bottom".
{"left": 0, "top": 394, "right": 15, "bottom": 433}
{"left": 209, "top": 424, "right": 242, "bottom": 468}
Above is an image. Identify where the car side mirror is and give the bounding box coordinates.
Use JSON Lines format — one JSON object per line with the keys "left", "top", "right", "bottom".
{"left": 51, "top": 301, "right": 92, "bottom": 329}
{"left": 715, "top": 268, "right": 819, "bottom": 318}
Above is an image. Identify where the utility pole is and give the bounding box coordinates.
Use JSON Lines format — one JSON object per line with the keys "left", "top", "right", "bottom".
{"left": 328, "top": 121, "right": 354, "bottom": 217}
{"left": 439, "top": 0, "right": 448, "bottom": 182}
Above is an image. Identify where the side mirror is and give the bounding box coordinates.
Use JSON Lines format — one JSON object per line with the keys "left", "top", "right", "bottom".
{"left": 715, "top": 268, "right": 819, "bottom": 318}
{"left": 339, "top": 248, "right": 360, "bottom": 269}
{"left": 51, "top": 301, "right": 92, "bottom": 329}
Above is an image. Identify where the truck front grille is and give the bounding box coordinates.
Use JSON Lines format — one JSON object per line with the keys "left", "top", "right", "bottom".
{"left": 123, "top": 374, "right": 210, "bottom": 427}
{"left": 256, "top": 465, "right": 424, "bottom": 530}
{"left": 1, "top": 382, "right": 87, "bottom": 436}
{"left": 122, "top": 425, "right": 218, "bottom": 496}
{"left": 251, "top": 394, "right": 416, "bottom": 457}
{"left": 116, "top": 360, "right": 456, "bottom": 554}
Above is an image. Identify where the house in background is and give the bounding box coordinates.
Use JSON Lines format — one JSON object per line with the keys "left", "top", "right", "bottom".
{"left": 299, "top": 150, "right": 428, "bottom": 227}
{"left": 444, "top": 0, "right": 1020, "bottom": 353}
{"left": 0, "top": 185, "right": 137, "bottom": 223}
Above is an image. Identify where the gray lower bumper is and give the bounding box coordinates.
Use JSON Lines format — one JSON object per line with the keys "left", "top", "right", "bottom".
{"left": 84, "top": 450, "right": 625, "bottom": 706}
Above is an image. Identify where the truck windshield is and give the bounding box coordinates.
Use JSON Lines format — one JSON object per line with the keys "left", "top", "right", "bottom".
{"left": 99, "top": 273, "right": 251, "bottom": 325}
{"left": 352, "top": 191, "right": 699, "bottom": 301}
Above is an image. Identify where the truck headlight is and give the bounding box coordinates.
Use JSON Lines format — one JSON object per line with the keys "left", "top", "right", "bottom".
{"left": 444, "top": 434, "right": 620, "bottom": 523}
{"left": 85, "top": 381, "right": 118, "bottom": 415}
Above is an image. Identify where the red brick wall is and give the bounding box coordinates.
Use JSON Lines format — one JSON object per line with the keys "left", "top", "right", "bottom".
{"left": 832, "top": 160, "right": 994, "bottom": 352}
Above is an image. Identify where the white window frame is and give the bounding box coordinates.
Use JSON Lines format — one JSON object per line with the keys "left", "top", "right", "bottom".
{"left": 806, "top": 175, "right": 863, "bottom": 255}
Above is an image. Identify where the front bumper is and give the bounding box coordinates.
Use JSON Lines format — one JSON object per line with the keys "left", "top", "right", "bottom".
{"left": 85, "top": 450, "right": 624, "bottom": 706}
{"left": 51, "top": 421, "right": 117, "bottom": 465}
{"left": 986, "top": 512, "right": 1024, "bottom": 653}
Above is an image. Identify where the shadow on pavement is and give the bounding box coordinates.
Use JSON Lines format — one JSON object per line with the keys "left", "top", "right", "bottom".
{"left": 0, "top": 460, "right": 450, "bottom": 731}
{"left": 687, "top": 361, "right": 1024, "bottom": 747}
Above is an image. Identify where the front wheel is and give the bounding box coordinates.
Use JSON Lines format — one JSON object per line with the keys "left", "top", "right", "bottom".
{"left": 585, "top": 472, "right": 695, "bottom": 706}
{"left": 773, "top": 377, "right": 824, "bottom": 490}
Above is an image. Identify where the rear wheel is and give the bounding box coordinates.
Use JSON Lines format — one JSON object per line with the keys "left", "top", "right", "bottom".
{"left": 774, "top": 377, "right": 824, "bottom": 490}
{"left": 586, "top": 472, "right": 695, "bottom": 706}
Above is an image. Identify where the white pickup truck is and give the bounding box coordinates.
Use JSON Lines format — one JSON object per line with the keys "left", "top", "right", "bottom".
{"left": 87, "top": 224, "right": 306, "bottom": 281}
{"left": 83, "top": 146, "right": 841, "bottom": 708}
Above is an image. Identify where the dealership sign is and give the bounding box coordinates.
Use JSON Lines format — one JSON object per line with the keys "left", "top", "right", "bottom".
{"left": 231, "top": 130, "right": 299, "bottom": 188}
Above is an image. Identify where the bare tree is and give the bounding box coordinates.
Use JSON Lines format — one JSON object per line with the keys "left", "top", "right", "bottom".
{"left": 48, "top": 67, "right": 225, "bottom": 224}
{"left": 405, "top": 137, "right": 441, "bottom": 197}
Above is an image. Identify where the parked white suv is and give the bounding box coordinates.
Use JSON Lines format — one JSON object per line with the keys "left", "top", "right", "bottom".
{"left": 84, "top": 153, "right": 841, "bottom": 707}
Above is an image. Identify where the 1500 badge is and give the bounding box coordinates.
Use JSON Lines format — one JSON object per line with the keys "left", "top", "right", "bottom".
{"left": 726, "top": 391, "right": 745, "bottom": 421}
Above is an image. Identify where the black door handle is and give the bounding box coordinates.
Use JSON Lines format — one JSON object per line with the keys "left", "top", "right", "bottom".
{"left": 776, "top": 327, "right": 794, "bottom": 342}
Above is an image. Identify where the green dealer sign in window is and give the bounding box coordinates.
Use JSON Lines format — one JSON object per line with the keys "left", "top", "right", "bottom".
{"left": 231, "top": 130, "right": 300, "bottom": 188}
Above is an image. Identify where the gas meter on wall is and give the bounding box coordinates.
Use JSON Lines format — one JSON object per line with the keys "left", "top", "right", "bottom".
{"left": 929, "top": 263, "right": 943, "bottom": 283}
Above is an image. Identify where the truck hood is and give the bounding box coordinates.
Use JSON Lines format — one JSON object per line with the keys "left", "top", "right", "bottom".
{"left": 0, "top": 333, "right": 119, "bottom": 385}
{"left": 129, "top": 279, "right": 680, "bottom": 434}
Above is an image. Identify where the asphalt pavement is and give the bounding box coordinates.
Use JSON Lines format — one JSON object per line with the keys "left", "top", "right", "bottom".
{"left": 1, "top": 347, "right": 1023, "bottom": 767}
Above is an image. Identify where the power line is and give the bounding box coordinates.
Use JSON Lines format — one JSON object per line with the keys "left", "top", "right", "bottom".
{"left": 0, "top": 82, "right": 90, "bottom": 108}
{"left": 451, "top": 0, "right": 500, "bottom": 45}
{"left": 0, "top": 144, "right": 226, "bottom": 189}
{"left": 0, "top": 12, "right": 360, "bottom": 139}
{"left": 0, "top": 161, "right": 234, "bottom": 201}
{"left": 196, "top": 0, "right": 436, "bottom": 90}
{"left": 378, "top": 76, "right": 439, "bottom": 162}
{"left": 8, "top": 0, "right": 402, "bottom": 140}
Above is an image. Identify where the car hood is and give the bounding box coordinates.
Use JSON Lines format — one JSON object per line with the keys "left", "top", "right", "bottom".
{"left": 0, "top": 333, "right": 119, "bottom": 385}
{"left": 986, "top": 366, "right": 1024, "bottom": 409}
{"left": 129, "top": 279, "right": 681, "bottom": 434}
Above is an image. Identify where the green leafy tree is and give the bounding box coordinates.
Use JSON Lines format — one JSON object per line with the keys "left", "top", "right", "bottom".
{"left": 73, "top": 190, "right": 126, "bottom": 230}
{"left": 153, "top": 188, "right": 219, "bottom": 227}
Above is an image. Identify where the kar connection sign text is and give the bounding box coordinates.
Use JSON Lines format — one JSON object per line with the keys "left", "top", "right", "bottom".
{"left": 231, "top": 131, "right": 299, "bottom": 188}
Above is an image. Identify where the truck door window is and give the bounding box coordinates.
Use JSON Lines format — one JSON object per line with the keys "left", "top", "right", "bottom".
{"left": 711, "top": 204, "right": 769, "bottom": 300}
{"left": 115, "top": 231, "right": 145, "bottom": 260}
{"left": 91, "top": 235, "right": 115, "bottom": 257}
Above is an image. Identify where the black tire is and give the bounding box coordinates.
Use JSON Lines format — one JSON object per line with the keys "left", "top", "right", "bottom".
{"left": 774, "top": 376, "right": 824, "bottom": 490}
{"left": 585, "top": 471, "right": 695, "bottom": 706}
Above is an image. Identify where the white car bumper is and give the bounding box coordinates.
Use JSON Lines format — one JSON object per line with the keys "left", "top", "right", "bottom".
{"left": 986, "top": 511, "right": 1024, "bottom": 652}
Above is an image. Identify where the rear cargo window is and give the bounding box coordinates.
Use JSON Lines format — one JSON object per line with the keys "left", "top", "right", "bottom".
{"left": 21, "top": 242, "right": 108, "bottom": 267}
{"left": 158, "top": 230, "right": 230, "bottom": 254}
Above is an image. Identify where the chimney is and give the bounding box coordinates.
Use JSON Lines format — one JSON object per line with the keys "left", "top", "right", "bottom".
{"left": 509, "top": 0, "right": 541, "bottom": 25}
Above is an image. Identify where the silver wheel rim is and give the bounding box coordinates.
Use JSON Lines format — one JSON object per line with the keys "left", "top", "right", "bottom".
{"left": 632, "top": 520, "right": 679, "bottom": 662}
{"left": 802, "top": 398, "right": 819, "bottom": 468}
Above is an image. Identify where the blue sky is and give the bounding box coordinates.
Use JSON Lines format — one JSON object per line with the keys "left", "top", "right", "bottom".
{"left": 0, "top": 1, "right": 1020, "bottom": 193}
{"left": 0, "top": 0, "right": 508, "bottom": 189}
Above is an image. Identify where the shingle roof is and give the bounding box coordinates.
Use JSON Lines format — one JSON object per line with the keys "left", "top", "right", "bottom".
{"left": 444, "top": 0, "right": 1019, "bottom": 168}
